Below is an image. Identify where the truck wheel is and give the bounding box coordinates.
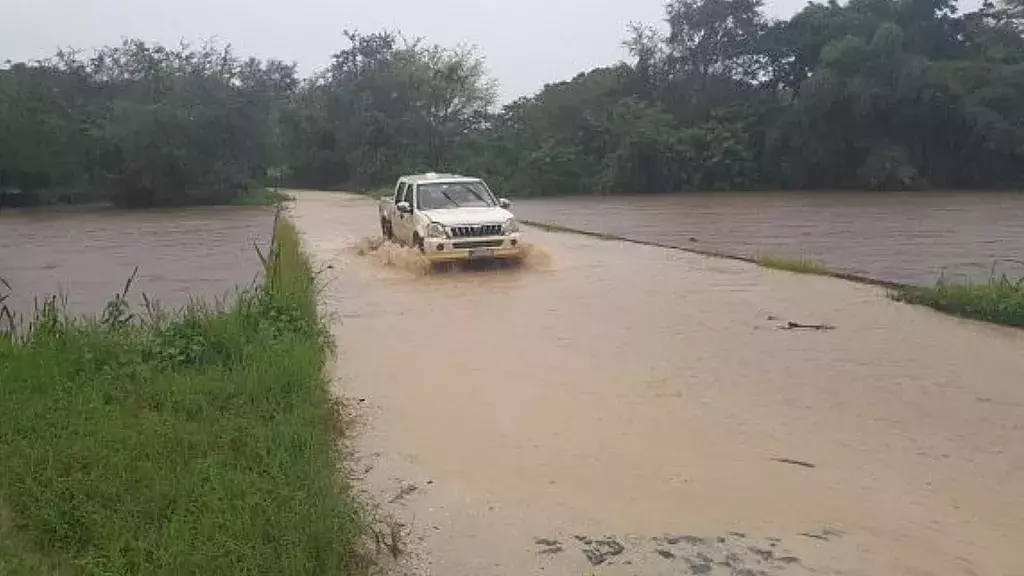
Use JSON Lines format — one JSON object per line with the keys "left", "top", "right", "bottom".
{"left": 413, "top": 233, "right": 425, "bottom": 252}
{"left": 381, "top": 219, "right": 392, "bottom": 240}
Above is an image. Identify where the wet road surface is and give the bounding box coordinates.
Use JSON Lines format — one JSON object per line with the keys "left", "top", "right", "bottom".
{"left": 290, "top": 191, "right": 1024, "bottom": 576}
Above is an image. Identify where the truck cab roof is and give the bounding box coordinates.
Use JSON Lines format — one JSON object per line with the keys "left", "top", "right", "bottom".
{"left": 399, "top": 172, "right": 482, "bottom": 185}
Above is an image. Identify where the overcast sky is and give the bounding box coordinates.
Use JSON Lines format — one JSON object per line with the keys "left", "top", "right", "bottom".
{"left": 0, "top": 0, "right": 980, "bottom": 101}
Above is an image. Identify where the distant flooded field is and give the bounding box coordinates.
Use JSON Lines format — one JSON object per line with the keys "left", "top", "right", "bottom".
{"left": 514, "top": 190, "right": 1024, "bottom": 285}
{"left": 0, "top": 206, "right": 274, "bottom": 320}
{"left": 4, "top": 190, "right": 1023, "bottom": 322}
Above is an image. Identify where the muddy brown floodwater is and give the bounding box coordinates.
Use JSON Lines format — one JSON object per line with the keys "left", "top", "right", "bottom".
{"left": 289, "top": 191, "right": 1024, "bottom": 576}
{"left": 0, "top": 206, "right": 273, "bottom": 320}
{"left": 513, "top": 191, "right": 1024, "bottom": 286}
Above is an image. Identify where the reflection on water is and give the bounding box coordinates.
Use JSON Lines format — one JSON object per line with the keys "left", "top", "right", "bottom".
{"left": 0, "top": 206, "right": 274, "bottom": 320}
{"left": 514, "top": 191, "right": 1024, "bottom": 285}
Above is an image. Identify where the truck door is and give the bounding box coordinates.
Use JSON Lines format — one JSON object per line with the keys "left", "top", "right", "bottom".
{"left": 394, "top": 182, "right": 414, "bottom": 244}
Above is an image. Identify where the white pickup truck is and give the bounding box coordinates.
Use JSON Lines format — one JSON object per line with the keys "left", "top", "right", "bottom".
{"left": 378, "top": 173, "right": 525, "bottom": 262}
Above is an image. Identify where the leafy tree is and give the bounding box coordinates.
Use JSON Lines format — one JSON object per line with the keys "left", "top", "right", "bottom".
{"left": 281, "top": 31, "right": 496, "bottom": 190}
{"left": 1, "top": 40, "right": 294, "bottom": 207}
{"left": 3, "top": 0, "right": 1024, "bottom": 206}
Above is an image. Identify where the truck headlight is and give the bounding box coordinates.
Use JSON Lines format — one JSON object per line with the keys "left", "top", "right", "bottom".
{"left": 503, "top": 218, "right": 519, "bottom": 234}
{"left": 426, "top": 222, "right": 447, "bottom": 239}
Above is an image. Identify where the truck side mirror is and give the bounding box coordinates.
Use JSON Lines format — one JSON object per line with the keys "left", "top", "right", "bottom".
{"left": 498, "top": 198, "right": 511, "bottom": 209}
{"left": 397, "top": 201, "right": 412, "bottom": 214}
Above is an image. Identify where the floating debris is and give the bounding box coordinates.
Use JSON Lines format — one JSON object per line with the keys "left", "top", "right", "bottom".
{"left": 780, "top": 321, "right": 836, "bottom": 331}
{"left": 771, "top": 457, "right": 816, "bottom": 468}
{"left": 534, "top": 537, "right": 564, "bottom": 555}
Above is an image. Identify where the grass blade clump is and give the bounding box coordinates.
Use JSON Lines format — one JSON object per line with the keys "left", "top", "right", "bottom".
{"left": 0, "top": 215, "right": 370, "bottom": 575}
{"left": 891, "top": 272, "right": 1024, "bottom": 327}
{"left": 755, "top": 253, "right": 831, "bottom": 276}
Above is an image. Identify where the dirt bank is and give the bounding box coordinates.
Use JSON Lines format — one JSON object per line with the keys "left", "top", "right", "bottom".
{"left": 288, "top": 191, "right": 1024, "bottom": 576}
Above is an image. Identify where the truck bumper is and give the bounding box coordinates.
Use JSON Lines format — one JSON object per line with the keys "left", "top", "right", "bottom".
{"left": 422, "top": 234, "right": 525, "bottom": 262}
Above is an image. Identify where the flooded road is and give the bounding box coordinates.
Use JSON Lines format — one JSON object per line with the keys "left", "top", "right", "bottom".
{"left": 514, "top": 191, "right": 1024, "bottom": 285}
{"left": 0, "top": 206, "right": 273, "bottom": 319}
{"left": 290, "top": 191, "right": 1024, "bottom": 576}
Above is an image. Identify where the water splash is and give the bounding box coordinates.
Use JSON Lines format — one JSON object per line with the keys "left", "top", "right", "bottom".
{"left": 352, "top": 236, "right": 552, "bottom": 275}
{"left": 521, "top": 243, "right": 553, "bottom": 270}
{"left": 352, "top": 237, "right": 431, "bottom": 275}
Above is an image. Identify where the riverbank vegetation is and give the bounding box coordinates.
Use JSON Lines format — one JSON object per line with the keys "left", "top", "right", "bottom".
{"left": 756, "top": 254, "right": 832, "bottom": 275}
{"left": 3, "top": 0, "right": 1023, "bottom": 207}
{"left": 753, "top": 253, "right": 1024, "bottom": 327}
{"left": 0, "top": 216, "right": 371, "bottom": 574}
{"left": 891, "top": 274, "right": 1024, "bottom": 326}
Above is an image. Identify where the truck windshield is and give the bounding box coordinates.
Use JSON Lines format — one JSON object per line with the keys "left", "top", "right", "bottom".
{"left": 417, "top": 181, "right": 496, "bottom": 210}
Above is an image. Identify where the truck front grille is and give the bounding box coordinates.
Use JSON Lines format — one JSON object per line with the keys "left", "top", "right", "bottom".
{"left": 450, "top": 224, "right": 502, "bottom": 238}
{"left": 453, "top": 239, "right": 504, "bottom": 249}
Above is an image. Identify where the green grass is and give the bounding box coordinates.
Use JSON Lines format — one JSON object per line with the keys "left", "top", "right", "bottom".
{"left": 891, "top": 274, "right": 1024, "bottom": 327}
{"left": 0, "top": 214, "right": 370, "bottom": 575}
{"left": 755, "top": 253, "right": 832, "bottom": 276}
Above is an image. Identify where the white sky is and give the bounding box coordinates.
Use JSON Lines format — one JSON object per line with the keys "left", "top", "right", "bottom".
{"left": 0, "top": 0, "right": 984, "bottom": 101}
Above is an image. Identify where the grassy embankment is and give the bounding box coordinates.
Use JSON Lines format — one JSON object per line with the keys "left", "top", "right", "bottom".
{"left": 755, "top": 252, "right": 1024, "bottom": 328}
{"left": 0, "top": 213, "right": 370, "bottom": 575}
{"left": 890, "top": 274, "right": 1024, "bottom": 327}
{"left": 754, "top": 254, "right": 831, "bottom": 276}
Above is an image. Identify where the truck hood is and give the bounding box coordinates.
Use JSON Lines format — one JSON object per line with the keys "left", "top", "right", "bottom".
{"left": 421, "top": 207, "right": 514, "bottom": 226}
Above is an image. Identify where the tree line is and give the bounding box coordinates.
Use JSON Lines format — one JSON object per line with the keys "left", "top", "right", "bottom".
{"left": 1, "top": 0, "right": 1023, "bottom": 207}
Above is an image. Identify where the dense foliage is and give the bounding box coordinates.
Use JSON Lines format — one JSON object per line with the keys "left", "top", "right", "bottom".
{"left": 2, "top": 0, "right": 1023, "bottom": 206}
{"left": 479, "top": 0, "right": 1024, "bottom": 195}
{"left": 0, "top": 42, "right": 296, "bottom": 206}
{"left": 282, "top": 31, "right": 497, "bottom": 190}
